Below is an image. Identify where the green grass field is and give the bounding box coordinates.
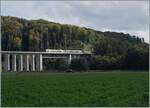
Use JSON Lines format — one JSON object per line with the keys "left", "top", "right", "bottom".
{"left": 1, "top": 71, "right": 149, "bottom": 107}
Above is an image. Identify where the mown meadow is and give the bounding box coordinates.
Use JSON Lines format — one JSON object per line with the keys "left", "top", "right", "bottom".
{"left": 1, "top": 71, "right": 149, "bottom": 107}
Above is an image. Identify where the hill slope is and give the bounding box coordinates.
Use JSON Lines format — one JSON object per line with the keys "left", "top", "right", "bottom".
{"left": 1, "top": 16, "right": 148, "bottom": 52}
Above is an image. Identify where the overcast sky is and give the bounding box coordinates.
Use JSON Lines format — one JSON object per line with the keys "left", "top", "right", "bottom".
{"left": 1, "top": 1, "right": 149, "bottom": 43}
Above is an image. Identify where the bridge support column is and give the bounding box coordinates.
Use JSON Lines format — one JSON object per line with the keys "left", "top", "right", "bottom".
{"left": 12, "top": 54, "right": 17, "bottom": 71}
{"left": 36, "top": 54, "right": 43, "bottom": 71}
{"left": 18, "top": 55, "right": 23, "bottom": 71}
{"left": 24, "top": 55, "right": 30, "bottom": 71}
{"left": 4, "top": 54, "right": 10, "bottom": 71}
{"left": 68, "top": 54, "right": 72, "bottom": 64}
{"left": 31, "top": 55, "right": 35, "bottom": 71}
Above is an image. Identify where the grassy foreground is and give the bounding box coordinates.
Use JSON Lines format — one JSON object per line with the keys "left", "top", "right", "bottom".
{"left": 1, "top": 71, "right": 149, "bottom": 107}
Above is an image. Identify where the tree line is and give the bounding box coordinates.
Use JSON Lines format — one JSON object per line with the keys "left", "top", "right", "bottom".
{"left": 1, "top": 16, "right": 149, "bottom": 70}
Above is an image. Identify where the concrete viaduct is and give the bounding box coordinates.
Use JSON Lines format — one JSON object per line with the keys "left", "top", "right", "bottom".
{"left": 1, "top": 50, "right": 91, "bottom": 72}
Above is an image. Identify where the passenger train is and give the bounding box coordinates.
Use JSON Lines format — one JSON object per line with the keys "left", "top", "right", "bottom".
{"left": 45, "top": 49, "right": 83, "bottom": 54}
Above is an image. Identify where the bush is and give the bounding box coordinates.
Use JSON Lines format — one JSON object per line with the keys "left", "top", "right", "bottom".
{"left": 124, "top": 46, "right": 149, "bottom": 70}
{"left": 43, "top": 59, "right": 69, "bottom": 70}
{"left": 90, "top": 55, "right": 119, "bottom": 70}
{"left": 70, "top": 58, "right": 89, "bottom": 70}
{"left": 43, "top": 59, "right": 56, "bottom": 70}
{"left": 55, "top": 59, "right": 69, "bottom": 70}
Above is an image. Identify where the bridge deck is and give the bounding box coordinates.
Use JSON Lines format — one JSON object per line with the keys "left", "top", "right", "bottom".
{"left": 43, "top": 56, "right": 66, "bottom": 59}
{"left": 0, "top": 51, "right": 91, "bottom": 55}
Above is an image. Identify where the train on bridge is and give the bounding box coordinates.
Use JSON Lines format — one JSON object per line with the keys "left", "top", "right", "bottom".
{"left": 45, "top": 49, "right": 91, "bottom": 54}
{"left": 46, "top": 49, "right": 83, "bottom": 54}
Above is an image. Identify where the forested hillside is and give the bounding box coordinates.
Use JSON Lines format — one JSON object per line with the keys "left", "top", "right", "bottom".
{"left": 1, "top": 16, "right": 149, "bottom": 70}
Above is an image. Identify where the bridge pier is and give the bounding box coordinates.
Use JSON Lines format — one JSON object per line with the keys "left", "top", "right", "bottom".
{"left": 36, "top": 54, "right": 43, "bottom": 71}
{"left": 68, "top": 54, "right": 72, "bottom": 64}
{"left": 12, "top": 54, "right": 17, "bottom": 71}
{"left": 18, "top": 54, "right": 23, "bottom": 71}
{"left": 4, "top": 54, "right": 10, "bottom": 71}
{"left": 24, "top": 55, "right": 30, "bottom": 71}
{"left": 31, "top": 55, "right": 35, "bottom": 71}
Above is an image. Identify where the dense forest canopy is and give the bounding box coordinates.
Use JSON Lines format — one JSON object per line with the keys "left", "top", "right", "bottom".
{"left": 1, "top": 16, "right": 148, "bottom": 51}
{"left": 1, "top": 16, "right": 149, "bottom": 70}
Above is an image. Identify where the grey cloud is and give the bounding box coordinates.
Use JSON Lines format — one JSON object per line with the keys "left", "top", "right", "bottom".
{"left": 68, "top": 2, "right": 147, "bottom": 31}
